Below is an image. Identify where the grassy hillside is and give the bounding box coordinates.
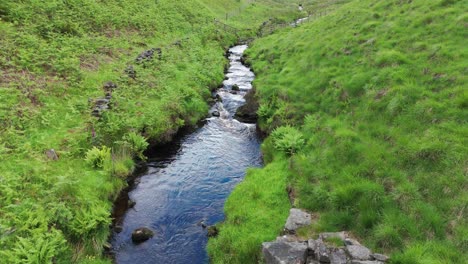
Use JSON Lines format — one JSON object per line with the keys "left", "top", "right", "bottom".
{"left": 0, "top": 0, "right": 302, "bottom": 263}
{"left": 209, "top": 0, "right": 467, "bottom": 263}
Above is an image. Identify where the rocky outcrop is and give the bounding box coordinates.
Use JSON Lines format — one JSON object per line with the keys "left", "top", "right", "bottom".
{"left": 262, "top": 241, "right": 308, "bottom": 264}
{"left": 284, "top": 208, "right": 312, "bottom": 233}
{"left": 262, "top": 209, "right": 389, "bottom": 264}
{"left": 234, "top": 88, "right": 258, "bottom": 123}
{"left": 131, "top": 227, "right": 154, "bottom": 243}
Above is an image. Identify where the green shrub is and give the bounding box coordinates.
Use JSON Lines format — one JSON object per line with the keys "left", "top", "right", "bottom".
{"left": 85, "top": 146, "right": 111, "bottom": 169}
{"left": 271, "top": 125, "right": 305, "bottom": 155}
{"left": 122, "top": 132, "right": 149, "bottom": 160}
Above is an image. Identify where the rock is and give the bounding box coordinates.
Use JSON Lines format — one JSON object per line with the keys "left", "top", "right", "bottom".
{"left": 136, "top": 48, "right": 162, "bottom": 63}
{"left": 114, "top": 225, "right": 123, "bottom": 233}
{"left": 319, "top": 232, "right": 347, "bottom": 242}
{"left": 215, "top": 94, "right": 223, "bottom": 102}
{"left": 128, "top": 200, "right": 136, "bottom": 208}
{"left": 45, "top": 149, "right": 59, "bottom": 160}
{"left": 284, "top": 208, "right": 312, "bottom": 232}
{"left": 329, "top": 248, "right": 347, "bottom": 264}
{"left": 207, "top": 226, "right": 219, "bottom": 237}
{"left": 125, "top": 65, "right": 137, "bottom": 79}
{"left": 234, "top": 88, "right": 258, "bottom": 123}
{"left": 103, "top": 81, "right": 117, "bottom": 92}
{"left": 131, "top": 227, "right": 154, "bottom": 243}
{"left": 231, "top": 84, "right": 240, "bottom": 91}
{"left": 314, "top": 239, "right": 330, "bottom": 263}
{"left": 262, "top": 241, "right": 308, "bottom": 264}
{"left": 211, "top": 110, "right": 220, "bottom": 117}
{"left": 351, "top": 261, "right": 384, "bottom": 264}
{"left": 307, "top": 239, "right": 317, "bottom": 256}
{"left": 346, "top": 245, "right": 372, "bottom": 261}
{"left": 370, "top": 253, "right": 389, "bottom": 262}
{"left": 103, "top": 242, "right": 112, "bottom": 251}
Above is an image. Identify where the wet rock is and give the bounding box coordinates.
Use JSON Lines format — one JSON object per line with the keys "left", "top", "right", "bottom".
{"left": 234, "top": 88, "right": 258, "bottom": 123}
{"left": 231, "top": 84, "right": 240, "bottom": 91}
{"left": 128, "top": 199, "right": 136, "bottom": 208}
{"left": 125, "top": 65, "right": 137, "bottom": 79}
{"left": 45, "top": 149, "right": 59, "bottom": 160}
{"left": 346, "top": 245, "right": 372, "bottom": 261}
{"left": 131, "top": 227, "right": 154, "bottom": 243}
{"left": 262, "top": 241, "right": 308, "bottom": 264}
{"left": 114, "top": 225, "right": 123, "bottom": 233}
{"left": 329, "top": 248, "right": 347, "bottom": 264}
{"left": 211, "top": 110, "right": 220, "bottom": 117}
{"left": 207, "top": 226, "right": 219, "bottom": 237}
{"left": 284, "top": 208, "right": 312, "bottom": 232}
{"left": 197, "top": 220, "right": 207, "bottom": 229}
{"left": 370, "top": 253, "right": 389, "bottom": 262}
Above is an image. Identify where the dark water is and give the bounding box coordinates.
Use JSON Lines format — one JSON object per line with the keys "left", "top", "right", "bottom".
{"left": 111, "top": 45, "right": 262, "bottom": 264}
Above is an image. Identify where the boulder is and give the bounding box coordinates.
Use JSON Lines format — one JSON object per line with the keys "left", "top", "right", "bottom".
{"left": 285, "top": 208, "right": 312, "bottom": 232}
{"left": 262, "top": 241, "right": 308, "bottom": 264}
{"left": 234, "top": 88, "right": 258, "bottom": 123}
{"left": 45, "top": 149, "right": 59, "bottom": 160}
{"left": 131, "top": 227, "right": 154, "bottom": 243}
{"left": 346, "top": 245, "right": 372, "bottom": 261}
{"left": 370, "top": 253, "right": 389, "bottom": 262}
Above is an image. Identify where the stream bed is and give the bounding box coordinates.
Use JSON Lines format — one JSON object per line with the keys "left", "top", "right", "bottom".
{"left": 111, "top": 45, "right": 262, "bottom": 263}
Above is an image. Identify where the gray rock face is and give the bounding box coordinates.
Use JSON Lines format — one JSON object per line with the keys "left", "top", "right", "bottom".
{"left": 262, "top": 241, "right": 308, "bottom": 264}
{"left": 276, "top": 235, "right": 301, "bottom": 243}
{"left": 370, "top": 253, "right": 389, "bottom": 262}
{"left": 346, "top": 245, "right": 372, "bottom": 260}
{"left": 329, "top": 248, "right": 347, "bottom": 264}
{"left": 285, "top": 208, "right": 312, "bottom": 232}
{"left": 131, "top": 227, "right": 154, "bottom": 243}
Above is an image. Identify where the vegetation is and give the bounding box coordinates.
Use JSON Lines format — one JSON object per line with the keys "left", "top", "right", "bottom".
{"left": 209, "top": 0, "right": 467, "bottom": 263}
{"left": 0, "top": 0, "right": 304, "bottom": 263}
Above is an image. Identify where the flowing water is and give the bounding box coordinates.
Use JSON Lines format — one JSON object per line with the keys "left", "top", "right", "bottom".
{"left": 111, "top": 45, "right": 262, "bottom": 263}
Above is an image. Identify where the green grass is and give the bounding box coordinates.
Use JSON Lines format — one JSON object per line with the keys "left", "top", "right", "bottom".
{"left": 0, "top": 0, "right": 303, "bottom": 263}
{"left": 211, "top": 0, "right": 468, "bottom": 263}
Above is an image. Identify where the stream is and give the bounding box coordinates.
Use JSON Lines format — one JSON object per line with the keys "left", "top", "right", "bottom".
{"left": 111, "top": 45, "right": 262, "bottom": 263}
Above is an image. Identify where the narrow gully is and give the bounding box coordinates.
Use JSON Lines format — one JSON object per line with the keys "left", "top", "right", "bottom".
{"left": 110, "top": 45, "right": 262, "bottom": 263}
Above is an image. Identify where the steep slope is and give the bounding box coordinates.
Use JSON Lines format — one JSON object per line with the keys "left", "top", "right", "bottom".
{"left": 0, "top": 0, "right": 301, "bottom": 263}
{"left": 209, "top": 0, "right": 467, "bottom": 263}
